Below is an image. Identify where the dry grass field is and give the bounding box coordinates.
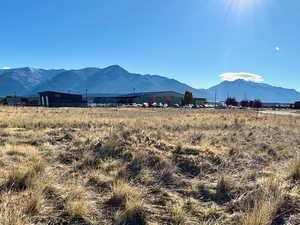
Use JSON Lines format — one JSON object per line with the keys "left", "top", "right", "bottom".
{"left": 0, "top": 106, "right": 300, "bottom": 225}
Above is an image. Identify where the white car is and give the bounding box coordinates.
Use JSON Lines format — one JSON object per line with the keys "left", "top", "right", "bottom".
{"left": 130, "top": 103, "right": 138, "bottom": 107}
{"left": 183, "top": 104, "right": 193, "bottom": 108}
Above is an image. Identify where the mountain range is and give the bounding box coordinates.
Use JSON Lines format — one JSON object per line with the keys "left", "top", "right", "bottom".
{"left": 0, "top": 65, "right": 300, "bottom": 103}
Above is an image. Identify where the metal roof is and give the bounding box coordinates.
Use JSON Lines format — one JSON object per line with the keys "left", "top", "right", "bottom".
{"left": 38, "top": 91, "right": 82, "bottom": 97}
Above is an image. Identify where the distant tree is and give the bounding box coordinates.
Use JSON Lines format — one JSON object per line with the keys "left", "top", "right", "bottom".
{"left": 164, "top": 95, "right": 172, "bottom": 105}
{"left": 183, "top": 91, "right": 193, "bottom": 105}
{"left": 225, "top": 97, "right": 238, "bottom": 107}
{"left": 249, "top": 100, "right": 254, "bottom": 108}
{"left": 295, "top": 101, "right": 300, "bottom": 109}
{"left": 0, "top": 95, "right": 14, "bottom": 105}
{"left": 0, "top": 98, "right": 6, "bottom": 105}
{"left": 240, "top": 100, "right": 249, "bottom": 108}
{"left": 151, "top": 95, "right": 157, "bottom": 103}
{"left": 253, "top": 99, "right": 262, "bottom": 108}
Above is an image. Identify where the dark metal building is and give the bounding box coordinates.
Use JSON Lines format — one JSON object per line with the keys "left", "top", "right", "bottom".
{"left": 39, "top": 91, "right": 84, "bottom": 107}
{"left": 6, "top": 97, "right": 25, "bottom": 106}
{"left": 93, "top": 91, "right": 184, "bottom": 105}
{"left": 6, "top": 96, "right": 39, "bottom": 106}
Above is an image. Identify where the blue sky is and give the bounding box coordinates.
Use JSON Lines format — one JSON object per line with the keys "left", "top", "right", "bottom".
{"left": 0, "top": 0, "right": 300, "bottom": 90}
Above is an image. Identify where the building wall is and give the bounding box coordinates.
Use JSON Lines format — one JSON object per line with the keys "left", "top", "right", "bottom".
{"left": 94, "top": 97, "right": 137, "bottom": 104}
{"left": 39, "top": 92, "right": 83, "bottom": 107}
{"left": 193, "top": 98, "right": 207, "bottom": 105}
{"left": 7, "top": 97, "right": 24, "bottom": 106}
{"left": 93, "top": 92, "right": 183, "bottom": 105}
{"left": 134, "top": 92, "right": 183, "bottom": 105}
{"left": 6, "top": 97, "right": 39, "bottom": 106}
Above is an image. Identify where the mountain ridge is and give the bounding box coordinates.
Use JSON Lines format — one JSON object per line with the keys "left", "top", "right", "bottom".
{"left": 208, "top": 79, "right": 300, "bottom": 103}
{"left": 0, "top": 66, "right": 300, "bottom": 103}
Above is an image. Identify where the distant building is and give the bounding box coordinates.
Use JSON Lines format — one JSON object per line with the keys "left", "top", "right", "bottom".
{"left": 295, "top": 101, "right": 300, "bottom": 109}
{"left": 262, "top": 102, "right": 292, "bottom": 109}
{"left": 93, "top": 91, "right": 184, "bottom": 105}
{"left": 5, "top": 96, "right": 39, "bottom": 106}
{"left": 193, "top": 98, "right": 207, "bottom": 106}
{"left": 39, "top": 91, "right": 84, "bottom": 107}
{"left": 94, "top": 95, "right": 138, "bottom": 105}
{"left": 6, "top": 97, "right": 26, "bottom": 106}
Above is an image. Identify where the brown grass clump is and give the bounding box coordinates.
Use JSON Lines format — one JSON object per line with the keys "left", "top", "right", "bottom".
{"left": 2, "top": 165, "right": 39, "bottom": 191}
{"left": 3, "top": 144, "right": 40, "bottom": 159}
{"left": 23, "top": 190, "right": 45, "bottom": 215}
{"left": 64, "top": 184, "right": 93, "bottom": 220}
{"left": 107, "top": 180, "right": 140, "bottom": 207}
{"left": 240, "top": 178, "right": 284, "bottom": 225}
{"left": 86, "top": 169, "right": 113, "bottom": 190}
{"left": 65, "top": 199, "right": 89, "bottom": 218}
{"left": 215, "top": 176, "right": 233, "bottom": 202}
{"left": 114, "top": 199, "right": 147, "bottom": 225}
{"left": 287, "top": 157, "right": 300, "bottom": 181}
{"left": 97, "top": 134, "right": 129, "bottom": 160}
{"left": 109, "top": 180, "right": 147, "bottom": 224}
{"left": 167, "top": 202, "right": 187, "bottom": 225}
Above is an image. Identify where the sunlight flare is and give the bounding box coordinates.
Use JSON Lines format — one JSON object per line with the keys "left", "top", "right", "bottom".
{"left": 222, "top": 0, "right": 270, "bottom": 17}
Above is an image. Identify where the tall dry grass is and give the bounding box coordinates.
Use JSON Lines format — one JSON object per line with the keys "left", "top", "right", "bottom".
{"left": 0, "top": 106, "right": 299, "bottom": 224}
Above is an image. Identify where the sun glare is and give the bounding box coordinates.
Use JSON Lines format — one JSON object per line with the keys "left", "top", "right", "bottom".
{"left": 222, "top": 0, "right": 268, "bottom": 16}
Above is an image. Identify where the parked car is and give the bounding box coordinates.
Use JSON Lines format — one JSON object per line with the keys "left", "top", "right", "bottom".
{"left": 129, "top": 103, "right": 138, "bottom": 107}
{"left": 183, "top": 104, "right": 193, "bottom": 109}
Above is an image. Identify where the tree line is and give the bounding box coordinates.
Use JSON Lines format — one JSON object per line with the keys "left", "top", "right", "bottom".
{"left": 182, "top": 91, "right": 263, "bottom": 108}
{"left": 225, "top": 97, "right": 262, "bottom": 108}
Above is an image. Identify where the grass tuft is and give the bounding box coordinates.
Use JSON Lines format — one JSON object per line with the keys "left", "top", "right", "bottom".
{"left": 107, "top": 180, "right": 137, "bottom": 207}
{"left": 24, "top": 190, "right": 44, "bottom": 215}
{"left": 215, "top": 176, "right": 232, "bottom": 202}
{"left": 65, "top": 199, "right": 89, "bottom": 218}
{"left": 114, "top": 199, "right": 147, "bottom": 225}
{"left": 287, "top": 157, "right": 300, "bottom": 181}
{"left": 167, "top": 202, "right": 187, "bottom": 225}
{"left": 3, "top": 166, "right": 38, "bottom": 191}
{"left": 240, "top": 178, "right": 284, "bottom": 225}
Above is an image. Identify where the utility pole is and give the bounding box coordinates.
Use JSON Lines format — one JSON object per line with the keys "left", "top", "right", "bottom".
{"left": 214, "top": 88, "right": 217, "bottom": 108}
{"left": 85, "top": 88, "right": 88, "bottom": 107}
